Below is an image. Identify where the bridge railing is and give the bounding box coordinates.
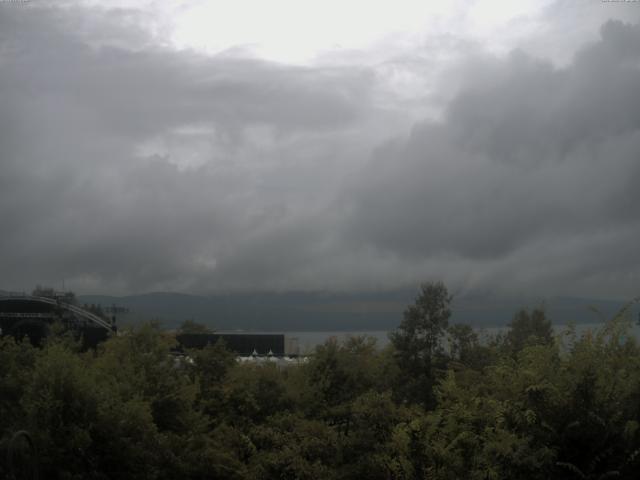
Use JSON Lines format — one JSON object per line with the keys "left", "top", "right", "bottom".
{"left": 62, "top": 302, "right": 114, "bottom": 331}
{"left": 0, "top": 295, "right": 115, "bottom": 332}
{"left": 0, "top": 312, "right": 56, "bottom": 319}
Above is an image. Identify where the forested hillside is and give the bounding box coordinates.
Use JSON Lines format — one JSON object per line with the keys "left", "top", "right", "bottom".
{"left": 77, "top": 290, "right": 634, "bottom": 331}
{"left": 2, "top": 283, "right": 639, "bottom": 479}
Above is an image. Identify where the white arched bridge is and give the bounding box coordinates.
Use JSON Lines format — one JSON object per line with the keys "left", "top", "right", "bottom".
{"left": 0, "top": 293, "right": 117, "bottom": 346}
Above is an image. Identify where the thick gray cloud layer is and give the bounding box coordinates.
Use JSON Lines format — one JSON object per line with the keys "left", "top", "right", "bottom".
{"left": 1, "top": 2, "right": 639, "bottom": 298}
{"left": 345, "top": 20, "right": 640, "bottom": 298}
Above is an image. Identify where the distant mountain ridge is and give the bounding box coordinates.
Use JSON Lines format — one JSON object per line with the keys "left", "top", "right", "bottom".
{"left": 76, "top": 290, "right": 639, "bottom": 331}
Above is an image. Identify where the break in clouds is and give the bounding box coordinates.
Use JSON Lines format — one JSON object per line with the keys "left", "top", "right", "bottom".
{"left": 1, "top": 1, "right": 640, "bottom": 298}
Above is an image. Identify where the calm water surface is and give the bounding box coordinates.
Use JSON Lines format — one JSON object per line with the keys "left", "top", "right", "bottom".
{"left": 286, "top": 322, "right": 640, "bottom": 354}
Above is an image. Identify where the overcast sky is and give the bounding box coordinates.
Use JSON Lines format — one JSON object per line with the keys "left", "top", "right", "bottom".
{"left": 1, "top": 0, "right": 639, "bottom": 298}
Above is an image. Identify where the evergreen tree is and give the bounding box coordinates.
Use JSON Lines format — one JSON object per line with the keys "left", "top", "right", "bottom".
{"left": 390, "top": 281, "right": 452, "bottom": 408}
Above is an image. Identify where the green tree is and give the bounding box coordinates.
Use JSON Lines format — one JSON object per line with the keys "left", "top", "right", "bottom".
{"left": 302, "top": 336, "right": 388, "bottom": 433}
{"left": 447, "top": 323, "right": 495, "bottom": 369}
{"left": 0, "top": 337, "right": 36, "bottom": 433}
{"left": 505, "top": 307, "right": 553, "bottom": 354}
{"left": 189, "top": 339, "right": 237, "bottom": 424}
{"left": 94, "top": 323, "right": 200, "bottom": 435}
{"left": 390, "top": 281, "right": 452, "bottom": 407}
{"left": 177, "top": 319, "right": 213, "bottom": 335}
{"left": 223, "top": 363, "right": 293, "bottom": 427}
{"left": 338, "top": 391, "right": 414, "bottom": 480}
{"left": 249, "top": 413, "right": 339, "bottom": 480}
{"left": 447, "top": 324, "right": 476, "bottom": 362}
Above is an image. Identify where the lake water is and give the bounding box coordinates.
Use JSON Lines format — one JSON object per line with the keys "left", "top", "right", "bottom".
{"left": 286, "top": 322, "right": 640, "bottom": 354}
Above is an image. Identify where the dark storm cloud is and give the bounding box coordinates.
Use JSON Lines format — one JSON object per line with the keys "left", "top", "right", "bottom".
{"left": 344, "top": 20, "right": 640, "bottom": 296}
{"left": 1, "top": 2, "right": 640, "bottom": 298}
{"left": 0, "top": 3, "right": 373, "bottom": 293}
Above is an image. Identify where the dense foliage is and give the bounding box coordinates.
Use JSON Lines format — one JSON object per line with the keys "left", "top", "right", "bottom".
{"left": 1, "top": 283, "right": 640, "bottom": 479}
